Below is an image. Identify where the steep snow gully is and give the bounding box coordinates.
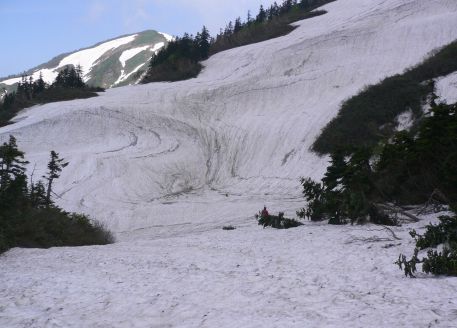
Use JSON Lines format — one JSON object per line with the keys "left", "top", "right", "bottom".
{"left": 1, "top": 1, "right": 457, "bottom": 327}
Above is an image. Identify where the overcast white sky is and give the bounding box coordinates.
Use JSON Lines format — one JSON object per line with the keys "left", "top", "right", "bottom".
{"left": 0, "top": 0, "right": 278, "bottom": 77}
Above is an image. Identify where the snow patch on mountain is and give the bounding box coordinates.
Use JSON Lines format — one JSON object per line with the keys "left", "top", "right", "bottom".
{"left": 119, "top": 45, "right": 150, "bottom": 68}
{"left": 436, "top": 71, "right": 457, "bottom": 104}
{"left": 159, "top": 32, "right": 174, "bottom": 42}
{"left": 1, "top": 68, "right": 58, "bottom": 86}
{"left": 114, "top": 63, "right": 146, "bottom": 86}
{"left": 150, "top": 42, "right": 165, "bottom": 53}
{"left": 114, "top": 42, "right": 165, "bottom": 86}
{"left": 60, "top": 35, "right": 137, "bottom": 77}
{"left": 0, "top": 88, "right": 7, "bottom": 101}
{"left": 395, "top": 110, "right": 414, "bottom": 131}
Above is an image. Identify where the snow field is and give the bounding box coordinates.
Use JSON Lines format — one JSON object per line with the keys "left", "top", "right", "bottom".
{"left": 1, "top": 0, "right": 457, "bottom": 327}
{"left": 1, "top": 216, "right": 457, "bottom": 328}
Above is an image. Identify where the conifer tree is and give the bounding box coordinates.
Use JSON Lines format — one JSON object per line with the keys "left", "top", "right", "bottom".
{"left": 33, "top": 72, "right": 47, "bottom": 95}
{"left": 271, "top": 2, "right": 280, "bottom": 16}
{"left": 247, "top": 10, "right": 253, "bottom": 25}
{"left": 224, "top": 21, "right": 234, "bottom": 36}
{"left": 234, "top": 17, "right": 243, "bottom": 33}
{"left": 0, "top": 135, "right": 29, "bottom": 211}
{"left": 53, "top": 66, "right": 85, "bottom": 89}
{"left": 256, "top": 5, "right": 267, "bottom": 23}
{"left": 30, "top": 180, "right": 47, "bottom": 208}
{"left": 322, "top": 151, "right": 346, "bottom": 191}
{"left": 0, "top": 135, "right": 28, "bottom": 191}
{"left": 282, "top": 0, "right": 293, "bottom": 13}
{"left": 196, "top": 26, "right": 211, "bottom": 59}
{"left": 1, "top": 93, "right": 15, "bottom": 112}
{"left": 43, "top": 150, "right": 68, "bottom": 207}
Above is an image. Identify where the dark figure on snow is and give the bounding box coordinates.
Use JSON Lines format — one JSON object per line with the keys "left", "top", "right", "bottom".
{"left": 261, "top": 206, "right": 269, "bottom": 219}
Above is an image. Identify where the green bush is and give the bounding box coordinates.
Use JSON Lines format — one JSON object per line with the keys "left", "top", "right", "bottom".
{"left": 257, "top": 211, "right": 303, "bottom": 229}
{"left": 300, "top": 102, "right": 457, "bottom": 224}
{"left": 396, "top": 214, "right": 457, "bottom": 277}
{"left": 297, "top": 149, "right": 399, "bottom": 225}
{"left": 142, "top": 58, "right": 202, "bottom": 83}
{"left": 410, "top": 216, "right": 457, "bottom": 250}
{"left": 1, "top": 207, "right": 114, "bottom": 252}
{"left": 375, "top": 103, "right": 457, "bottom": 204}
{"left": 0, "top": 137, "right": 114, "bottom": 254}
{"left": 422, "top": 248, "right": 457, "bottom": 276}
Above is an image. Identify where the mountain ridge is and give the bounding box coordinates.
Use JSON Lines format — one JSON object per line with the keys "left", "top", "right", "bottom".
{"left": 0, "top": 30, "right": 172, "bottom": 89}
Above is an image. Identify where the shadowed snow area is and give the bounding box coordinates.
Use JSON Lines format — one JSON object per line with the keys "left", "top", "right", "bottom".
{"left": 1, "top": 0, "right": 457, "bottom": 327}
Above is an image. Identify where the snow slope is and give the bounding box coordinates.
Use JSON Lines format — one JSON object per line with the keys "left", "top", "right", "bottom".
{"left": 2, "top": 215, "right": 457, "bottom": 328}
{"left": 1, "top": 0, "right": 457, "bottom": 327}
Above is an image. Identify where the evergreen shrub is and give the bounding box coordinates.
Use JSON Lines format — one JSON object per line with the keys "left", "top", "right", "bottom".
{"left": 257, "top": 211, "right": 303, "bottom": 229}
{"left": 313, "top": 41, "right": 457, "bottom": 154}
{"left": 396, "top": 214, "right": 457, "bottom": 277}
{"left": 0, "top": 136, "right": 114, "bottom": 254}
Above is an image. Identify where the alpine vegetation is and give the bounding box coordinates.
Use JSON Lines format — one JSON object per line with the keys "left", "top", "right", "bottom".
{"left": 257, "top": 211, "right": 303, "bottom": 229}
{"left": 299, "top": 102, "right": 457, "bottom": 227}
{"left": 209, "top": 0, "right": 333, "bottom": 55}
{"left": 0, "top": 136, "right": 114, "bottom": 254}
{"left": 396, "top": 211, "right": 457, "bottom": 277}
{"left": 313, "top": 40, "right": 457, "bottom": 154}
{"left": 0, "top": 66, "right": 103, "bottom": 127}
{"left": 141, "top": 26, "right": 211, "bottom": 82}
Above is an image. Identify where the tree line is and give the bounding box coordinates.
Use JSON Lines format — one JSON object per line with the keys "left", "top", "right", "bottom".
{"left": 210, "top": 0, "right": 330, "bottom": 55}
{"left": 142, "top": 0, "right": 332, "bottom": 83}
{"left": 141, "top": 26, "right": 211, "bottom": 82}
{"left": 0, "top": 65, "right": 103, "bottom": 127}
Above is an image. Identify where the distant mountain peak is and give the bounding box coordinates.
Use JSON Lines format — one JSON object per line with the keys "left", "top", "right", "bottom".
{"left": 0, "top": 30, "right": 171, "bottom": 90}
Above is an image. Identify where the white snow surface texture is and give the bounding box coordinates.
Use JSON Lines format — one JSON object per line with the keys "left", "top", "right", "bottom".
{"left": 436, "top": 71, "right": 457, "bottom": 104}
{"left": 1, "top": 0, "right": 457, "bottom": 327}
